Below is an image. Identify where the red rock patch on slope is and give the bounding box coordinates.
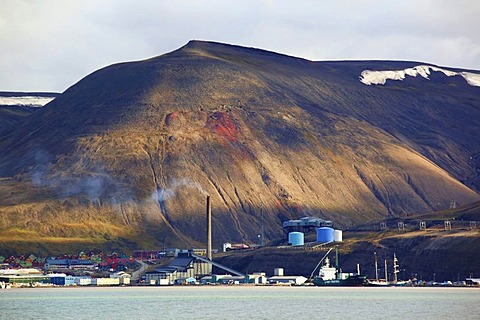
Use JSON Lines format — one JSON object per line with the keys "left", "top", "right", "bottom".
{"left": 206, "top": 111, "right": 239, "bottom": 142}
{"left": 165, "top": 111, "right": 180, "bottom": 126}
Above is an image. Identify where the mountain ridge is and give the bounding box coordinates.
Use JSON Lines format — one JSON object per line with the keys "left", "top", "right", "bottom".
{"left": 0, "top": 40, "right": 479, "bottom": 254}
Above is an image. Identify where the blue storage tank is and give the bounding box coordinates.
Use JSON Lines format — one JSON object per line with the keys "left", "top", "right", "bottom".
{"left": 288, "top": 232, "right": 304, "bottom": 246}
{"left": 316, "top": 227, "right": 334, "bottom": 243}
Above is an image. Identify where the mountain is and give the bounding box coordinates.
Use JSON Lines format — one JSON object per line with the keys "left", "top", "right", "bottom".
{"left": 0, "top": 41, "right": 479, "bottom": 255}
{"left": 0, "top": 92, "right": 58, "bottom": 134}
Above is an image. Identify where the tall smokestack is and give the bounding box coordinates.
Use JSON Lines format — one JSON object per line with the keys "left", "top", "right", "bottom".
{"left": 206, "top": 195, "right": 212, "bottom": 261}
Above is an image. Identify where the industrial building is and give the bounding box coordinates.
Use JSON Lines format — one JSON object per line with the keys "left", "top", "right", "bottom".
{"left": 267, "top": 268, "right": 307, "bottom": 285}
{"left": 200, "top": 274, "right": 244, "bottom": 285}
{"left": 200, "top": 273, "right": 268, "bottom": 285}
{"left": 49, "top": 274, "right": 93, "bottom": 286}
{"left": 0, "top": 267, "right": 131, "bottom": 287}
{"left": 91, "top": 278, "right": 120, "bottom": 286}
{"left": 0, "top": 268, "right": 50, "bottom": 284}
{"left": 283, "top": 217, "right": 333, "bottom": 233}
{"left": 50, "top": 274, "right": 130, "bottom": 286}
{"left": 199, "top": 269, "right": 306, "bottom": 285}
{"left": 144, "top": 251, "right": 212, "bottom": 285}
{"left": 267, "top": 275, "right": 308, "bottom": 285}
{"left": 110, "top": 271, "right": 131, "bottom": 285}
{"left": 44, "top": 258, "right": 96, "bottom": 270}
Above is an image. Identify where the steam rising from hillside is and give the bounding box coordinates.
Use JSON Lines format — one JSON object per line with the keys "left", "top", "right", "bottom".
{"left": 29, "top": 149, "right": 133, "bottom": 202}
{"left": 154, "top": 178, "right": 208, "bottom": 203}
{"left": 29, "top": 149, "right": 208, "bottom": 205}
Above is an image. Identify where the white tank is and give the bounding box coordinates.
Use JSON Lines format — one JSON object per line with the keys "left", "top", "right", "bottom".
{"left": 333, "top": 229, "right": 343, "bottom": 242}
{"left": 223, "top": 242, "right": 232, "bottom": 252}
{"left": 274, "top": 268, "right": 284, "bottom": 276}
{"left": 288, "top": 232, "right": 304, "bottom": 246}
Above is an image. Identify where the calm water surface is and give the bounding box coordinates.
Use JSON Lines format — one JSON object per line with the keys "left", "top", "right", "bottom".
{"left": 0, "top": 286, "right": 478, "bottom": 320}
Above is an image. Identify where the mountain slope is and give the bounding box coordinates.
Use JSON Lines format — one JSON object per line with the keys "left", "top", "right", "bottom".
{"left": 0, "top": 92, "right": 58, "bottom": 134}
{"left": 0, "top": 41, "right": 479, "bottom": 254}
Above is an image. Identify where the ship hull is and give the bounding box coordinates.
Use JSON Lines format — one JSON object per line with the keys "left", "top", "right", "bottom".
{"left": 313, "top": 275, "right": 366, "bottom": 286}
{"left": 366, "top": 281, "right": 390, "bottom": 287}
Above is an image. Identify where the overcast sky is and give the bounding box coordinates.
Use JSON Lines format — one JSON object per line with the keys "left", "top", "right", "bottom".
{"left": 1, "top": 0, "right": 479, "bottom": 92}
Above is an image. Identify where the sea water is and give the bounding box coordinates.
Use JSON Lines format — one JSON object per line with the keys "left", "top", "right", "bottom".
{"left": 0, "top": 286, "right": 478, "bottom": 320}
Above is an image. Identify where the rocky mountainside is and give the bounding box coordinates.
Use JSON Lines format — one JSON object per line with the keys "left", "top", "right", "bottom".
{"left": 0, "top": 41, "right": 479, "bottom": 255}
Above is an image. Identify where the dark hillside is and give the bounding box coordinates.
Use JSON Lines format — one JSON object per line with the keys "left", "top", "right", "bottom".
{"left": 0, "top": 92, "right": 59, "bottom": 133}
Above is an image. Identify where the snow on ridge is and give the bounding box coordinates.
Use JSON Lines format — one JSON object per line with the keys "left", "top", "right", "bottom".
{"left": 463, "top": 72, "right": 480, "bottom": 86}
{"left": 0, "top": 96, "right": 55, "bottom": 107}
{"left": 359, "top": 65, "right": 480, "bottom": 87}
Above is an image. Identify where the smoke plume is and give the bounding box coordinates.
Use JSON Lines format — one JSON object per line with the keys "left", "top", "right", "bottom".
{"left": 153, "top": 178, "right": 208, "bottom": 203}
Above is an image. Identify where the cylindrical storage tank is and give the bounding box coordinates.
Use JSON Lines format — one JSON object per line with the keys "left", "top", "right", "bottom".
{"left": 288, "top": 232, "right": 304, "bottom": 246}
{"left": 333, "top": 229, "right": 343, "bottom": 242}
{"left": 316, "top": 227, "right": 334, "bottom": 243}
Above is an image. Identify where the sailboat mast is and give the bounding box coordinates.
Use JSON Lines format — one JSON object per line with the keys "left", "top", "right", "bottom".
{"left": 393, "top": 253, "right": 399, "bottom": 284}
{"left": 384, "top": 257, "right": 388, "bottom": 282}
{"left": 374, "top": 252, "right": 379, "bottom": 282}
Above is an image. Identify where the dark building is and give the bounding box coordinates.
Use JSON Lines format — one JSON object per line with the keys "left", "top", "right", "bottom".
{"left": 283, "top": 217, "right": 333, "bottom": 234}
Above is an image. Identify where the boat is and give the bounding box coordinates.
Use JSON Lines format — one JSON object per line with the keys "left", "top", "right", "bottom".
{"left": 465, "top": 277, "right": 480, "bottom": 286}
{"left": 367, "top": 279, "right": 390, "bottom": 286}
{"left": 367, "top": 252, "right": 411, "bottom": 287}
{"left": 391, "top": 253, "right": 412, "bottom": 286}
{"left": 366, "top": 252, "right": 389, "bottom": 286}
{"left": 311, "top": 247, "right": 367, "bottom": 286}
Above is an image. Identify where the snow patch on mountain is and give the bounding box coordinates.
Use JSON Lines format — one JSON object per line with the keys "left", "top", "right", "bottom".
{"left": 0, "top": 96, "right": 55, "bottom": 107}
{"left": 359, "top": 65, "right": 480, "bottom": 87}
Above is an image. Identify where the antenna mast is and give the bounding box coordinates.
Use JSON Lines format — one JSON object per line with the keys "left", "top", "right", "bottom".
{"left": 260, "top": 208, "right": 265, "bottom": 246}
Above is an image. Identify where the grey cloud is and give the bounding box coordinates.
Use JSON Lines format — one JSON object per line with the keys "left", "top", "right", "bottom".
{"left": 1, "top": 0, "right": 479, "bottom": 92}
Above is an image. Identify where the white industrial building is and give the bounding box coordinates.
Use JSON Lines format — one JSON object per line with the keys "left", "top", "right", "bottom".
{"left": 267, "top": 275, "right": 308, "bottom": 285}
{"left": 267, "top": 268, "right": 307, "bottom": 285}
